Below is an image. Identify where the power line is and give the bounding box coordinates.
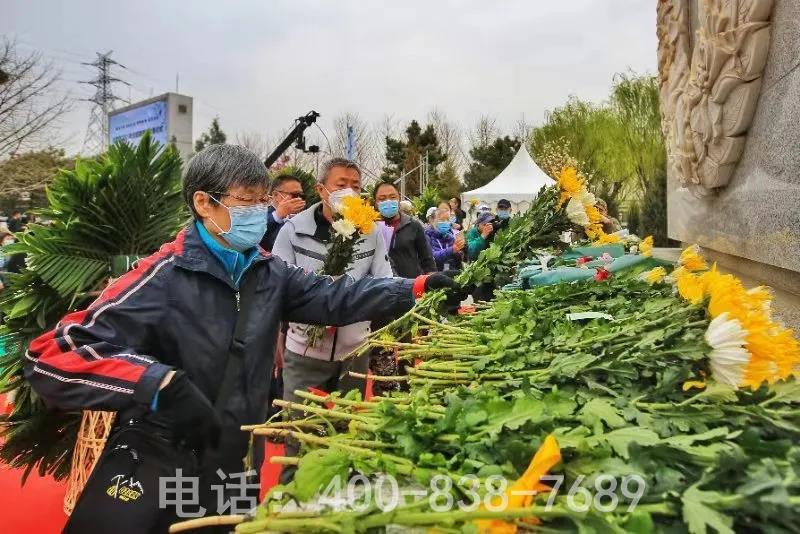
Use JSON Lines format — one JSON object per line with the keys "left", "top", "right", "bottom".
{"left": 80, "top": 51, "right": 129, "bottom": 155}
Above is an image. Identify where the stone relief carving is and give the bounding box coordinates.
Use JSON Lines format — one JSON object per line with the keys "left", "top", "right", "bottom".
{"left": 657, "top": 0, "right": 773, "bottom": 195}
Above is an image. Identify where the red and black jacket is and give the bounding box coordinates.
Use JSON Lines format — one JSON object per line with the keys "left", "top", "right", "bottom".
{"left": 25, "top": 224, "right": 415, "bottom": 468}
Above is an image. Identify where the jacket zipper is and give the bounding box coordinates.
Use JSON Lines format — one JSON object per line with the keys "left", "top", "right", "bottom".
{"left": 329, "top": 328, "right": 338, "bottom": 361}
{"left": 235, "top": 291, "right": 240, "bottom": 311}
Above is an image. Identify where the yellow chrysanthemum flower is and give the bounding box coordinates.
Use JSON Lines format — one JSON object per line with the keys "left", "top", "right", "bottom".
{"left": 679, "top": 245, "right": 707, "bottom": 272}
{"left": 696, "top": 262, "right": 800, "bottom": 389}
{"left": 675, "top": 269, "right": 705, "bottom": 304}
{"left": 639, "top": 235, "right": 653, "bottom": 257}
{"left": 585, "top": 204, "right": 603, "bottom": 224}
{"left": 740, "top": 320, "right": 800, "bottom": 388}
{"left": 341, "top": 195, "right": 378, "bottom": 235}
{"left": 585, "top": 224, "right": 604, "bottom": 241}
{"left": 641, "top": 266, "right": 667, "bottom": 285}
{"left": 593, "top": 232, "right": 622, "bottom": 245}
{"left": 557, "top": 166, "right": 583, "bottom": 206}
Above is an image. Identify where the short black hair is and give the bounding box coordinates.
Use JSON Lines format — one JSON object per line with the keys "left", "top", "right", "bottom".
{"left": 497, "top": 199, "right": 511, "bottom": 209}
{"left": 183, "top": 144, "right": 268, "bottom": 218}
{"left": 372, "top": 180, "right": 398, "bottom": 201}
{"left": 269, "top": 174, "right": 301, "bottom": 194}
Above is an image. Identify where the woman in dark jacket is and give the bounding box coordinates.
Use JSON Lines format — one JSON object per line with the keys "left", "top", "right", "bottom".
{"left": 449, "top": 197, "right": 467, "bottom": 229}
{"left": 374, "top": 182, "right": 436, "bottom": 278}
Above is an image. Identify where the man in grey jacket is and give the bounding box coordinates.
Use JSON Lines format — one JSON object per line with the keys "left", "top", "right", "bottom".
{"left": 272, "top": 158, "right": 390, "bottom": 403}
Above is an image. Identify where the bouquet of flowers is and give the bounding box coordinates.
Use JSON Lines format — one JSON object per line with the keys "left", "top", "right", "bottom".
{"left": 305, "top": 195, "right": 379, "bottom": 347}
{"left": 557, "top": 166, "right": 654, "bottom": 256}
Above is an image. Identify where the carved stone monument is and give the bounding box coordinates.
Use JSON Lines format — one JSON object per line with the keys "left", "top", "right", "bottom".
{"left": 658, "top": 0, "right": 800, "bottom": 328}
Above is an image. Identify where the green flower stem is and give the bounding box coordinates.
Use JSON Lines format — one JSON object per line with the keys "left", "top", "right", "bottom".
{"left": 272, "top": 399, "right": 378, "bottom": 425}
{"left": 410, "top": 312, "right": 478, "bottom": 335}
{"left": 236, "top": 517, "right": 346, "bottom": 533}
{"left": 348, "top": 371, "right": 409, "bottom": 382}
{"left": 360, "top": 504, "right": 573, "bottom": 529}
{"left": 293, "top": 390, "right": 379, "bottom": 410}
{"left": 240, "top": 420, "right": 323, "bottom": 432}
{"left": 252, "top": 428, "right": 416, "bottom": 470}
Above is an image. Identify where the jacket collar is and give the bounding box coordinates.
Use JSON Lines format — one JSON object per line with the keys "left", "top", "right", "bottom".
{"left": 173, "top": 223, "right": 270, "bottom": 288}
{"left": 393, "top": 213, "right": 413, "bottom": 231}
{"left": 288, "top": 202, "right": 325, "bottom": 237}
{"left": 425, "top": 225, "right": 454, "bottom": 243}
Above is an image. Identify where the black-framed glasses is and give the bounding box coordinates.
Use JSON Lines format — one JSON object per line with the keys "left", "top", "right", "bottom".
{"left": 274, "top": 190, "right": 305, "bottom": 200}
{"left": 208, "top": 191, "right": 270, "bottom": 204}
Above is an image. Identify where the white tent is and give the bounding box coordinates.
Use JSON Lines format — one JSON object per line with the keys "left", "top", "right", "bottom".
{"left": 461, "top": 145, "right": 555, "bottom": 215}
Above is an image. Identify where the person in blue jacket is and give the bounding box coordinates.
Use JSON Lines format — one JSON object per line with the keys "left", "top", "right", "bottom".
{"left": 23, "top": 144, "right": 460, "bottom": 526}
{"left": 425, "top": 206, "right": 465, "bottom": 271}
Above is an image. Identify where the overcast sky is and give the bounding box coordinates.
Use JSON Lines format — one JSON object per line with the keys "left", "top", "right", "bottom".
{"left": 3, "top": 0, "right": 657, "bottom": 168}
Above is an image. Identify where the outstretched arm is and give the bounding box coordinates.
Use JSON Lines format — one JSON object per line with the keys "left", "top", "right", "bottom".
{"left": 282, "top": 266, "right": 415, "bottom": 326}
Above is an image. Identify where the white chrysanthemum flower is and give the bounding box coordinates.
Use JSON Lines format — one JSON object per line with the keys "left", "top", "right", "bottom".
{"left": 704, "top": 312, "right": 750, "bottom": 387}
{"left": 576, "top": 189, "right": 596, "bottom": 207}
{"left": 332, "top": 219, "right": 357, "bottom": 239}
{"left": 566, "top": 196, "right": 589, "bottom": 226}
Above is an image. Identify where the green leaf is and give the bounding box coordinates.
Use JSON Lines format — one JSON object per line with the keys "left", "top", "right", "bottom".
{"left": 8, "top": 294, "right": 37, "bottom": 319}
{"left": 623, "top": 511, "right": 655, "bottom": 534}
{"left": 579, "top": 397, "right": 626, "bottom": 430}
{"left": 761, "top": 381, "right": 800, "bottom": 406}
{"left": 293, "top": 448, "right": 350, "bottom": 501}
{"left": 592, "top": 427, "right": 660, "bottom": 459}
{"left": 475, "top": 397, "right": 546, "bottom": 439}
{"left": 681, "top": 484, "right": 735, "bottom": 534}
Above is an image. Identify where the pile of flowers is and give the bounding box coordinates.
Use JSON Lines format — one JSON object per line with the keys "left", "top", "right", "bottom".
{"left": 556, "top": 166, "right": 653, "bottom": 255}
{"left": 641, "top": 245, "right": 800, "bottom": 389}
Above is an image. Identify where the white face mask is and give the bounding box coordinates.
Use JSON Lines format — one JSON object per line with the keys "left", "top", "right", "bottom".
{"left": 325, "top": 187, "right": 356, "bottom": 214}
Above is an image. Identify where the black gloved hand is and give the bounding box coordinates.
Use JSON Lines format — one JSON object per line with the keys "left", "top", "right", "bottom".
{"left": 157, "top": 371, "right": 221, "bottom": 451}
{"left": 423, "top": 271, "right": 465, "bottom": 312}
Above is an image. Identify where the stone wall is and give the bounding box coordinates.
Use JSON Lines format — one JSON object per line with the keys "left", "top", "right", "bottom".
{"left": 661, "top": 0, "right": 800, "bottom": 329}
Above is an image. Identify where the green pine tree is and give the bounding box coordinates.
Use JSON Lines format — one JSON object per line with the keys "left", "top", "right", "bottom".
{"left": 463, "top": 136, "right": 521, "bottom": 191}
{"left": 430, "top": 159, "right": 460, "bottom": 199}
{"left": 381, "top": 120, "right": 445, "bottom": 194}
{"left": 194, "top": 117, "right": 227, "bottom": 152}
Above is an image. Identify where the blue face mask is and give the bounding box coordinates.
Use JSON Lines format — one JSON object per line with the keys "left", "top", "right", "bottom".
{"left": 497, "top": 210, "right": 510, "bottom": 220}
{"left": 208, "top": 194, "right": 269, "bottom": 252}
{"left": 436, "top": 221, "right": 452, "bottom": 235}
{"left": 378, "top": 200, "right": 399, "bottom": 219}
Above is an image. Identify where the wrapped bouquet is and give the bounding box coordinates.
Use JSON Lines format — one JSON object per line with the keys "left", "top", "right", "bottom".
{"left": 305, "top": 195, "right": 379, "bottom": 347}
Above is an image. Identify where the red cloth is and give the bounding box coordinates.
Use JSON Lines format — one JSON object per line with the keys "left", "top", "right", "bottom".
{"left": 412, "top": 275, "right": 429, "bottom": 299}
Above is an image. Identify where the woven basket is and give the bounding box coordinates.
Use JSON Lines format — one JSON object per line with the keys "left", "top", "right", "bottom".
{"left": 63, "top": 410, "right": 116, "bottom": 515}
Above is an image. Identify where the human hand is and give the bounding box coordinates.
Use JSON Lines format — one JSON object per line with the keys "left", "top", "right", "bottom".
{"left": 453, "top": 233, "right": 465, "bottom": 252}
{"left": 158, "top": 371, "right": 221, "bottom": 451}
{"left": 275, "top": 197, "right": 306, "bottom": 219}
{"left": 423, "top": 271, "right": 467, "bottom": 312}
{"left": 480, "top": 224, "right": 493, "bottom": 239}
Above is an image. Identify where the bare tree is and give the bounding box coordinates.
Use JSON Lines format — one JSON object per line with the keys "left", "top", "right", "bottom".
{"left": 513, "top": 114, "right": 533, "bottom": 146}
{"left": 329, "top": 112, "right": 377, "bottom": 170}
{"left": 428, "top": 108, "right": 467, "bottom": 175}
{"left": 372, "top": 113, "right": 400, "bottom": 174}
{"left": 234, "top": 130, "right": 269, "bottom": 159}
{"left": 0, "top": 39, "right": 72, "bottom": 157}
{"left": 469, "top": 115, "right": 498, "bottom": 150}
